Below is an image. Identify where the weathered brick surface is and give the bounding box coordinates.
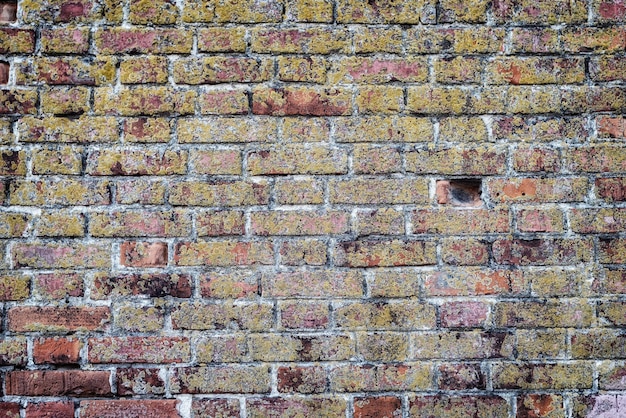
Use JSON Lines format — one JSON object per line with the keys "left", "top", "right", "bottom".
{"left": 1, "top": 0, "right": 624, "bottom": 414}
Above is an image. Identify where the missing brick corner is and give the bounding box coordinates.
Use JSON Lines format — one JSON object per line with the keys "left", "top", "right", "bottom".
{"left": 436, "top": 178, "right": 483, "bottom": 207}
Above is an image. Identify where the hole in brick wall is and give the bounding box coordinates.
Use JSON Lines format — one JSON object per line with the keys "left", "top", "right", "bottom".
{"left": 0, "top": 61, "right": 8, "bottom": 85}
{"left": 436, "top": 179, "right": 483, "bottom": 207}
{"left": 0, "top": 1, "right": 17, "bottom": 23}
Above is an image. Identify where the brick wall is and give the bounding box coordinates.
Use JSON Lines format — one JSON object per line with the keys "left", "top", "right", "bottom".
{"left": 0, "top": 0, "right": 625, "bottom": 416}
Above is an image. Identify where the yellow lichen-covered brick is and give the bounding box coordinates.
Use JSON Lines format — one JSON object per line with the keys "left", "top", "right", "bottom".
{"left": 333, "top": 116, "right": 433, "bottom": 143}
{"left": 278, "top": 56, "right": 328, "bottom": 83}
{"left": 123, "top": 118, "right": 171, "bottom": 143}
{"left": 526, "top": 267, "right": 589, "bottom": 297}
{"left": 439, "top": 0, "right": 489, "bottom": 22}
{"left": 102, "top": 0, "right": 123, "bottom": 21}
{"left": 367, "top": 270, "right": 420, "bottom": 298}
{"left": 516, "top": 329, "right": 567, "bottom": 360}
{"left": 249, "top": 334, "right": 355, "bottom": 361}
{"left": 353, "top": 145, "right": 402, "bottom": 174}
{"left": 492, "top": 362, "right": 593, "bottom": 389}
{"left": 18, "top": 116, "right": 119, "bottom": 143}
{"left": 174, "top": 240, "right": 274, "bottom": 267}
{"left": 507, "top": 86, "right": 562, "bottom": 114}
{"left": 33, "top": 147, "right": 83, "bottom": 175}
{"left": 356, "top": 208, "right": 405, "bottom": 235}
{"left": 199, "top": 270, "right": 257, "bottom": 299}
{"left": 250, "top": 210, "right": 349, "bottom": 236}
{"left": 406, "top": 27, "right": 505, "bottom": 54}
{"left": 434, "top": 56, "right": 483, "bottom": 84}
{"left": 487, "top": 57, "right": 585, "bottom": 85}
{"left": 0, "top": 274, "right": 30, "bottom": 300}
{"left": 406, "top": 145, "right": 507, "bottom": 175}
{"left": 281, "top": 117, "right": 329, "bottom": 142}
{"left": 329, "top": 57, "right": 428, "bottom": 84}
{"left": 0, "top": 150, "right": 27, "bottom": 175}
{"left": 495, "top": 300, "right": 594, "bottom": 328}
{"left": 16, "top": 57, "right": 116, "bottom": 86}
{"left": 9, "top": 179, "right": 111, "bottom": 206}
{"left": 248, "top": 145, "right": 348, "bottom": 175}
{"left": 354, "top": 27, "right": 403, "bottom": 54}
{"left": 512, "top": 28, "right": 560, "bottom": 53}
{"left": 190, "top": 149, "right": 242, "bottom": 175}
{"left": 250, "top": 28, "right": 351, "bottom": 54}
{"left": 336, "top": 301, "right": 435, "bottom": 330}
{"left": 279, "top": 239, "right": 327, "bottom": 265}
{"left": 330, "top": 178, "right": 429, "bottom": 204}
{"left": 182, "top": 0, "right": 214, "bottom": 22}
{"left": 356, "top": 332, "right": 410, "bottom": 361}
{"left": 286, "top": 0, "right": 333, "bottom": 22}
{"left": 41, "top": 27, "right": 90, "bottom": 53}
{"left": 197, "top": 27, "right": 247, "bottom": 52}
{"left": 0, "top": 29, "right": 35, "bottom": 54}
{"left": 40, "top": 87, "right": 90, "bottom": 115}
{"left": 20, "top": 0, "right": 102, "bottom": 23}
{"left": 330, "top": 363, "right": 434, "bottom": 392}
{"left": 411, "top": 331, "right": 514, "bottom": 359}
{"left": 336, "top": 0, "right": 435, "bottom": 23}
{"left": 356, "top": 86, "right": 403, "bottom": 114}
{"left": 274, "top": 177, "right": 325, "bottom": 204}
{"left": 114, "top": 304, "right": 164, "bottom": 332}
{"left": 173, "top": 57, "right": 272, "bottom": 84}
{"left": 129, "top": 0, "right": 178, "bottom": 24}
{"left": 0, "top": 213, "right": 30, "bottom": 238}
{"left": 116, "top": 179, "right": 166, "bottom": 205}
{"left": 260, "top": 270, "right": 363, "bottom": 298}
{"left": 196, "top": 210, "right": 245, "bottom": 237}
{"left": 171, "top": 302, "right": 274, "bottom": 330}
{"left": 36, "top": 211, "right": 85, "bottom": 237}
{"left": 120, "top": 56, "right": 168, "bottom": 84}
{"left": 86, "top": 149, "right": 187, "bottom": 176}
{"left": 89, "top": 210, "right": 192, "bottom": 237}
{"left": 178, "top": 117, "right": 278, "bottom": 143}
{"left": 199, "top": 88, "right": 249, "bottom": 115}
{"left": 0, "top": 119, "right": 12, "bottom": 145}
{"left": 196, "top": 335, "right": 249, "bottom": 362}
{"left": 169, "top": 180, "right": 269, "bottom": 206}
{"left": 215, "top": 0, "right": 283, "bottom": 22}
{"left": 439, "top": 117, "right": 488, "bottom": 143}
{"left": 93, "top": 87, "right": 197, "bottom": 116}
{"left": 407, "top": 86, "right": 467, "bottom": 114}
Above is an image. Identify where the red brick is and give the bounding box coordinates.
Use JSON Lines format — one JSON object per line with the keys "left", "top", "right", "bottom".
{"left": 33, "top": 337, "right": 81, "bottom": 364}
{"left": 596, "top": 177, "right": 626, "bottom": 201}
{"left": 335, "top": 239, "right": 436, "bottom": 267}
{"left": 79, "top": 400, "right": 180, "bottom": 418}
{"left": 246, "top": 397, "right": 347, "bottom": 417}
{"left": 493, "top": 238, "right": 593, "bottom": 265}
{"left": 517, "top": 394, "right": 564, "bottom": 418}
{"left": 424, "top": 268, "right": 526, "bottom": 296}
{"left": 409, "top": 395, "right": 509, "bottom": 417}
{"left": 277, "top": 366, "right": 327, "bottom": 394}
{"left": 437, "top": 363, "right": 485, "bottom": 390}
{"left": 192, "top": 399, "right": 240, "bottom": 418}
{"left": 12, "top": 241, "right": 110, "bottom": 269}
{"left": 0, "top": 403, "right": 19, "bottom": 418}
{"left": 88, "top": 337, "right": 190, "bottom": 363}
{"left": 354, "top": 396, "right": 401, "bottom": 418}
{"left": 117, "top": 368, "right": 165, "bottom": 396}
{"left": 95, "top": 28, "right": 192, "bottom": 54}
{"left": 440, "top": 301, "right": 489, "bottom": 328}
{"left": 6, "top": 370, "right": 111, "bottom": 396}
{"left": 411, "top": 208, "right": 510, "bottom": 234}
{"left": 92, "top": 272, "right": 191, "bottom": 299}
{"left": 25, "top": 401, "right": 74, "bottom": 418}
{"left": 441, "top": 238, "right": 489, "bottom": 265}
{"left": 8, "top": 306, "right": 110, "bottom": 332}
{"left": 252, "top": 87, "right": 352, "bottom": 116}
{"left": 597, "top": 116, "right": 626, "bottom": 139}
{"left": 120, "top": 241, "right": 168, "bottom": 267}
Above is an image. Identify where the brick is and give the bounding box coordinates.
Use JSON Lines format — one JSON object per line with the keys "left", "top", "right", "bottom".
{"left": 411, "top": 208, "right": 509, "bottom": 234}
{"left": 356, "top": 86, "right": 404, "bottom": 114}
{"left": 591, "top": 56, "right": 626, "bottom": 82}
{"left": 278, "top": 56, "right": 328, "bottom": 83}
{"left": 599, "top": 362, "right": 626, "bottom": 389}
{"left": 21, "top": 0, "right": 101, "bottom": 22}
{"left": 251, "top": 28, "right": 350, "bottom": 54}
{"left": 16, "top": 57, "right": 116, "bottom": 86}
{"left": 487, "top": 57, "right": 584, "bottom": 85}
{"left": 354, "top": 397, "right": 402, "bottom": 418}
{"left": 593, "top": 0, "right": 626, "bottom": 22}
{"left": 94, "top": 87, "right": 196, "bottom": 116}
{"left": 170, "top": 366, "right": 271, "bottom": 394}
{"left": 248, "top": 145, "right": 347, "bottom": 175}
{"left": 406, "top": 146, "right": 507, "bottom": 175}
{"left": 0, "top": 403, "right": 19, "bottom": 418}
{"left": 525, "top": 267, "right": 588, "bottom": 297}
{"left": 570, "top": 208, "right": 626, "bottom": 233}
{"left": 79, "top": 400, "right": 179, "bottom": 418}
{"left": 406, "top": 27, "right": 505, "bottom": 54}
{"left": 494, "top": 300, "right": 594, "bottom": 327}
{"left": 277, "top": 366, "right": 326, "bottom": 393}
{"left": 199, "top": 88, "right": 249, "bottom": 115}
{"left": 440, "top": 301, "right": 489, "bottom": 328}
{"left": 32, "top": 146, "right": 83, "bottom": 175}
{"left": 598, "top": 116, "right": 626, "bottom": 139}
{"left": 88, "top": 337, "right": 190, "bottom": 363}
{"left": 198, "top": 27, "right": 246, "bottom": 52}
{"left": 86, "top": 149, "right": 187, "bottom": 175}
{"left": 0, "top": 212, "right": 29, "bottom": 237}
{"left": 116, "top": 179, "right": 164, "bottom": 204}
{"left": 41, "top": 27, "right": 90, "bottom": 53}
{"left": 354, "top": 27, "right": 403, "bottom": 53}
{"left": 356, "top": 332, "right": 409, "bottom": 361}
{"left": 279, "top": 239, "right": 327, "bottom": 265}
{"left": 275, "top": 178, "right": 325, "bottom": 204}
{"left": 173, "top": 57, "right": 272, "bottom": 84}
{"left": 89, "top": 210, "right": 191, "bottom": 237}
{"left": 178, "top": 117, "right": 278, "bottom": 143}
{"left": 249, "top": 333, "right": 355, "bottom": 361}
{"left": 368, "top": 272, "right": 420, "bottom": 297}
{"left": 175, "top": 240, "right": 273, "bottom": 266}
{"left": 193, "top": 399, "right": 240, "bottom": 417}
{"left": 435, "top": 56, "right": 483, "bottom": 84}
{"left": 120, "top": 56, "right": 168, "bottom": 84}
{"left": 489, "top": 177, "right": 588, "bottom": 203}
{"left": 412, "top": 331, "right": 513, "bottom": 360}
{"left": 512, "top": 147, "right": 560, "bottom": 173}
{"left": 562, "top": 27, "right": 626, "bottom": 53}
{"left": 95, "top": 28, "right": 192, "bottom": 54}
{"left": 511, "top": 28, "right": 560, "bottom": 53}
{"left": 329, "top": 56, "right": 428, "bottom": 84}
{"left": 34, "top": 272, "right": 84, "bottom": 299}
{"left": 424, "top": 268, "right": 526, "bottom": 296}
{"left": 598, "top": 301, "right": 626, "bottom": 326}
{"left": 33, "top": 337, "right": 80, "bottom": 364}
{"left": 493, "top": 0, "right": 587, "bottom": 24}
{"left": 120, "top": 241, "right": 167, "bottom": 267}
{"left": 335, "top": 239, "right": 436, "bottom": 267}
{"left": 353, "top": 145, "right": 403, "bottom": 174}
{"left": 196, "top": 210, "right": 245, "bottom": 237}
{"left": 330, "top": 363, "right": 433, "bottom": 392}
{"left": 441, "top": 238, "right": 489, "bottom": 265}
{"left": 0, "top": 89, "right": 37, "bottom": 114}
{"left": 251, "top": 210, "right": 349, "bottom": 236}
{"left": 356, "top": 208, "right": 405, "bottom": 235}
{"left": 8, "top": 306, "right": 110, "bottom": 331}
{"left": 407, "top": 86, "right": 506, "bottom": 115}
{"left": 333, "top": 116, "right": 433, "bottom": 143}
{"left": 253, "top": 87, "right": 352, "bottom": 116}
{"left": 18, "top": 116, "right": 118, "bottom": 143}
{"left": 171, "top": 302, "right": 273, "bottom": 330}
{"left": 123, "top": 118, "right": 170, "bottom": 143}
{"left": 599, "top": 238, "right": 626, "bottom": 263}
{"left": 196, "top": 334, "right": 248, "bottom": 363}
{"left": 409, "top": 396, "right": 509, "bottom": 417}
{"left": 40, "top": 86, "right": 90, "bottom": 115}
{"left": 282, "top": 117, "right": 330, "bottom": 142}
{"left": 439, "top": 117, "right": 488, "bottom": 143}
{"left": 92, "top": 273, "right": 190, "bottom": 298}
{"left": 117, "top": 368, "right": 165, "bottom": 395}
{"left": 437, "top": 364, "right": 485, "bottom": 390}
{"left": 492, "top": 362, "right": 593, "bottom": 390}
{"left": 572, "top": 329, "right": 626, "bottom": 359}
{"left": 329, "top": 178, "right": 428, "bottom": 204}
{"left": 6, "top": 370, "right": 111, "bottom": 396}
{"left": 572, "top": 395, "right": 626, "bottom": 418}
{"left": 25, "top": 401, "right": 75, "bottom": 418}
{"left": 247, "top": 397, "right": 346, "bottom": 418}
{"left": 517, "top": 208, "right": 564, "bottom": 233}
{"left": 279, "top": 301, "right": 329, "bottom": 329}
{"left": 261, "top": 270, "right": 363, "bottom": 298}
{"left": 113, "top": 304, "right": 164, "bottom": 332}
{"left": 593, "top": 268, "right": 626, "bottom": 294}
{"left": 0, "top": 338, "right": 27, "bottom": 365}
{"left": 517, "top": 329, "right": 568, "bottom": 360}
{"left": 129, "top": 0, "right": 177, "bottom": 24}
{"left": 170, "top": 180, "right": 269, "bottom": 206}
{"left": 493, "top": 238, "right": 593, "bottom": 265}
{"left": 336, "top": 0, "right": 435, "bottom": 23}
{"left": 12, "top": 242, "right": 110, "bottom": 268}
{"left": 0, "top": 28, "right": 35, "bottom": 53}
{"left": 215, "top": 0, "right": 282, "bottom": 22}
{"left": 181, "top": 0, "right": 213, "bottom": 22}
{"left": 199, "top": 269, "right": 258, "bottom": 299}
{"left": 335, "top": 301, "right": 435, "bottom": 330}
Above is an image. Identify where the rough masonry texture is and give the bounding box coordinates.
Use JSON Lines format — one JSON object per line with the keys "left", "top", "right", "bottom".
{"left": 0, "top": 0, "right": 625, "bottom": 416}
